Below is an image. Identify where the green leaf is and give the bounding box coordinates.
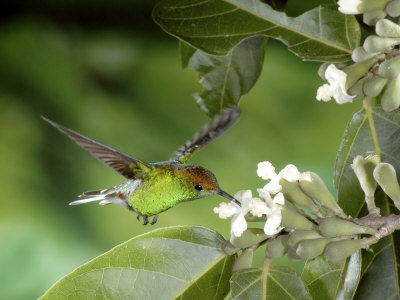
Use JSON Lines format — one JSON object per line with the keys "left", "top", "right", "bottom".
{"left": 180, "top": 36, "right": 267, "bottom": 116}
{"left": 230, "top": 265, "right": 310, "bottom": 299}
{"left": 153, "top": 0, "right": 360, "bottom": 62}
{"left": 40, "top": 226, "right": 235, "bottom": 299}
{"left": 334, "top": 106, "right": 400, "bottom": 299}
{"left": 301, "top": 251, "right": 361, "bottom": 300}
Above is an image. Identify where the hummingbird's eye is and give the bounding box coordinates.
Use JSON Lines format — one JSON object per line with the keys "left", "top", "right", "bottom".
{"left": 194, "top": 184, "right": 203, "bottom": 191}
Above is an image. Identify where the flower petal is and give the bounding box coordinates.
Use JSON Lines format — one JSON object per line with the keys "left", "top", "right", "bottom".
{"left": 264, "top": 207, "right": 283, "bottom": 235}
{"left": 279, "top": 164, "right": 300, "bottom": 182}
{"left": 249, "top": 197, "right": 270, "bottom": 217}
{"left": 257, "top": 161, "right": 277, "bottom": 180}
{"left": 263, "top": 177, "right": 282, "bottom": 194}
{"left": 213, "top": 202, "right": 240, "bottom": 219}
{"left": 316, "top": 84, "right": 334, "bottom": 102}
{"left": 231, "top": 213, "right": 247, "bottom": 237}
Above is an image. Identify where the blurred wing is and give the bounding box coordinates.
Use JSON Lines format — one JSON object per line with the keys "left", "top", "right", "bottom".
{"left": 42, "top": 116, "right": 151, "bottom": 179}
{"left": 171, "top": 107, "right": 240, "bottom": 163}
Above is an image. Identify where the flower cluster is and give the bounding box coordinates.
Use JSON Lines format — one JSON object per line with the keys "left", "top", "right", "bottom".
{"left": 338, "top": 0, "right": 400, "bottom": 25}
{"left": 215, "top": 159, "right": 400, "bottom": 267}
{"left": 317, "top": 1, "right": 400, "bottom": 111}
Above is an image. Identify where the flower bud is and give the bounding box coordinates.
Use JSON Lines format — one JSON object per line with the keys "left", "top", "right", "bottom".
{"left": 343, "top": 58, "right": 377, "bottom": 89}
{"left": 324, "top": 239, "right": 367, "bottom": 263}
{"left": 222, "top": 240, "right": 240, "bottom": 255}
{"left": 363, "top": 9, "right": 387, "bottom": 26}
{"left": 288, "top": 230, "right": 322, "bottom": 247}
{"left": 319, "top": 217, "right": 377, "bottom": 237}
{"left": 347, "top": 75, "right": 370, "bottom": 101}
{"left": 363, "top": 75, "right": 388, "bottom": 97}
{"left": 352, "top": 47, "right": 377, "bottom": 62}
{"left": 373, "top": 162, "right": 400, "bottom": 209}
{"left": 265, "top": 235, "right": 289, "bottom": 258}
{"left": 381, "top": 74, "right": 400, "bottom": 112}
{"left": 363, "top": 36, "right": 400, "bottom": 53}
{"left": 281, "top": 207, "right": 316, "bottom": 230}
{"left": 280, "top": 179, "right": 323, "bottom": 217}
{"left": 299, "top": 172, "right": 346, "bottom": 218}
{"left": 296, "top": 238, "right": 332, "bottom": 259}
{"left": 386, "top": 0, "right": 400, "bottom": 17}
{"left": 377, "top": 55, "right": 400, "bottom": 79}
{"left": 287, "top": 246, "right": 302, "bottom": 261}
{"left": 338, "top": 0, "right": 391, "bottom": 14}
{"left": 351, "top": 155, "right": 380, "bottom": 211}
{"left": 232, "top": 247, "right": 254, "bottom": 273}
{"left": 376, "top": 19, "right": 400, "bottom": 38}
{"left": 318, "top": 63, "right": 330, "bottom": 80}
{"left": 230, "top": 228, "right": 268, "bottom": 249}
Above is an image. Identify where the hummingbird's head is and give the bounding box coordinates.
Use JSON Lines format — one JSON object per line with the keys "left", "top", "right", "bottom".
{"left": 177, "top": 165, "right": 241, "bottom": 206}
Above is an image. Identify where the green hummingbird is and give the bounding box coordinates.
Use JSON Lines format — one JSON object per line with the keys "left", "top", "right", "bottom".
{"left": 42, "top": 108, "right": 240, "bottom": 225}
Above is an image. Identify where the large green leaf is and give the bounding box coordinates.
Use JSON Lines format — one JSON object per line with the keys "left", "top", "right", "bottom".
{"left": 180, "top": 35, "right": 267, "bottom": 116}
{"left": 229, "top": 265, "right": 310, "bottom": 299}
{"left": 153, "top": 0, "right": 360, "bottom": 62}
{"left": 40, "top": 226, "right": 235, "bottom": 299}
{"left": 301, "top": 251, "right": 361, "bottom": 300}
{"left": 334, "top": 106, "right": 400, "bottom": 299}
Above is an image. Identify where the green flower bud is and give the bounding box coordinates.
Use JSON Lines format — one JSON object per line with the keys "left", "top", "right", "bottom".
{"left": 351, "top": 155, "right": 380, "bottom": 211}
{"left": 339, "top": 0, "right": 390, "bottom": 14}
{"left": 299, "top": 172, "right": 346, "bottom": 218}
{"left": 318, "top": 63, "right": 330, "bottom": 80}
{"left": 376, "top": 19, "right": 400, "bottom": 38}
{"left": 347, "top": 75, "right": 370, "bottom": 101}
{"left": 265, "top": 235, "right": 289, "bottom": 258}
{"left": 288, "top": 230, "right": 322, "bottom": 247}
{"left": 386, "top": 0, "right": 400, "bottom": 17}
{"left": 363, "top": 36, "right": 400, "bottom": 53}
{"left": 343, "top": 58, "right": 377, "bottom": 89}
{"left": 230, "top": 228, "right": 268, "bottom": 249}
{"left": 280, "top": 179, "right": 323, "bottom": 217}
{"left": 281, "top": 206, "right": 316, "bottom": 230}
{"left": 377, "top": 55, "right": 400, "bottom": 79}
{"left": 222, "top": 240, "right": 240, "bottom": 255}
{"left": 373, "top": 162, "right": 400, "bottom": 209}
{"left": 319, "top": 217, "right": 377, "bottom": 237}
{"left": 232, "top": 247, "right": 254, "bottom": 273}
{"left": 381, "top": 74, "right": 400, "bottom": 112}
{"left": 287, "top": 246, "right": 302, "bottom": 261}
{"left": 296, "top": 238, "right": 332, "bottom": 259}
{"left": 352, "top": 47, "right": 377, "bottom": 63}
{"left": 324, "top": 239, "right": 367, "bottom": 263}
{"left": 363, "top": 75, "right": 388, "bottom": 97}
{"left": 363, "top": 9, "right": 387, "bottom": 26}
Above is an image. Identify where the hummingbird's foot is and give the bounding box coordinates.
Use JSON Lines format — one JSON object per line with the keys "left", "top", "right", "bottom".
{"left": 151, "top": 214, "right": 159, "bottom": 225}
{"left": 136, "top": 214, "right": 149, "bottom": 225}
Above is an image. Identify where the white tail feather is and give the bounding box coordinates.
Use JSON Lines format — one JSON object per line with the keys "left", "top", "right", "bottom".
{"left": 69, "top": 195, "right": 106, "bottom": 206}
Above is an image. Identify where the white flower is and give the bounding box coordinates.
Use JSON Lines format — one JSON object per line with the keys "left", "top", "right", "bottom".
{"left": 338, "top": 0, "right": 362, "bottom": 14}
{"left": 258, "top": 161, "right": 300, "bottom": 194}
{"left": 316, "top": 64, "right": 355, "bottom": 104}
{"left": 214, "top": 190, "right": 252, "bottom": 237}
{"left": 258, "top": 189, "right": 285, "bottom": 235}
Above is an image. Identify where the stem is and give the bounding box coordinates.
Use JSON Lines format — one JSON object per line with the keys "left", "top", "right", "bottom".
{"left": 261, "top": 257, "right": 272, "bottom": 300}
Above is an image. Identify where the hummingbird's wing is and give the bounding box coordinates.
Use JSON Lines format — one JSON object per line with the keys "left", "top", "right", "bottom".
{"left": 42, "top": 116, "right": 152, "bottom": 179}
{"left": 171, "top": 107, "right": 240, "bottom": 163}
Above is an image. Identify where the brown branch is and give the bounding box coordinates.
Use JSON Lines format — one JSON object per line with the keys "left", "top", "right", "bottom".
{"left": 351, "top": 214, "right": 400, "bottom": 239}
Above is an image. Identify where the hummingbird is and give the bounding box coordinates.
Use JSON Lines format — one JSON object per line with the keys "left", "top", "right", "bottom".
{"left": 42, "top": 108, "right": 240, "bottom": 225}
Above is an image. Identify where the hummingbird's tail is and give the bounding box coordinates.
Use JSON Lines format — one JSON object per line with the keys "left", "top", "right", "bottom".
{"left": 69, "top": 180, "right": 141, "bottom": 207}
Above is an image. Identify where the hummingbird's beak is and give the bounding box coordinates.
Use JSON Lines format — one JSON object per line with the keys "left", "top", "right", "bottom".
{"left": 217, "top": 190, "right": 241, "bottom": 207}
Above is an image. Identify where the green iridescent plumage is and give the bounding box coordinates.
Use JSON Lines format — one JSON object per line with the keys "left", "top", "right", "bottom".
{"left": 42, "top": 108, "right": 240, "bottom": 225}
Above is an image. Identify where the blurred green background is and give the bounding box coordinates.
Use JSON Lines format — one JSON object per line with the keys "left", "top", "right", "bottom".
{"left": 0, "top": 1, "right": 360, "bottom": 299}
